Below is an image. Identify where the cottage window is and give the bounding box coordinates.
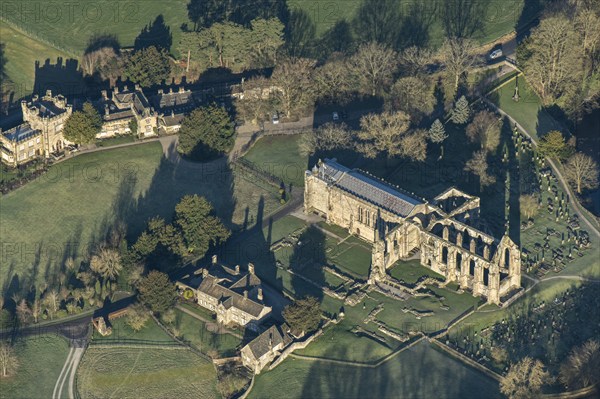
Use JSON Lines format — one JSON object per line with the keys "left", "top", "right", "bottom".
{"left": 36, "top": 137, "right": 41, "bottom": 143}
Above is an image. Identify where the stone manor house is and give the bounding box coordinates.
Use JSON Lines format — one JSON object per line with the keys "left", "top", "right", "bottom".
{"left": 304, "top": 159, "right": 522, "bottom": 305}
{"left": 1, "top": 85, "right": 196, "bottom": 167}
{"left": 176, "top": 258, "right": 272, "bottom": 331}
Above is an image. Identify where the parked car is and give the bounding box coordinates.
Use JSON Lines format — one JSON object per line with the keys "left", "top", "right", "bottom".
{"left": 272, "top": 113, "right": 280, "bottom": 124}
{"left": 332, "top": 111, "right": 339, "bottom": 121}
{"left": 489, "top": 48, "right": 503, "bottom": 60}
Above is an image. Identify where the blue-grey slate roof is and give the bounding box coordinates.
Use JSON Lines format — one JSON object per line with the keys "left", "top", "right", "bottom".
{"left": 317, "top": 159, "right": 423, "bottom": 217}
{"left": 2, "top": 123, "right": 40, "bottom": 143}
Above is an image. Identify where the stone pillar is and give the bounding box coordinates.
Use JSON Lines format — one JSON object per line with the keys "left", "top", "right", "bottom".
{"left": 443, "top": 226, "right": 449, "bottom": 240}
{"left": 483, "top": 245, "right": 490, "bottom": 260}
{"left": 470, "top": 239, "right": 476, "bottom": 253}
{"left": 456, "top": 231, "right": 463, "bottom": 247}
{"left": 459, "top": 255, "right": 469, "bottom": 288}
{"left": 446, "top": 250, "right": 456, "bottom": 282}
{"left": 473, "top": 264, "right": 483, "bottom": 297}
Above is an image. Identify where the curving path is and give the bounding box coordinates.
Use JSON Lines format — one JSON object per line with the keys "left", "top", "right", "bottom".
{"left": 52, "top": 347, "right": 84, "bottom": 399}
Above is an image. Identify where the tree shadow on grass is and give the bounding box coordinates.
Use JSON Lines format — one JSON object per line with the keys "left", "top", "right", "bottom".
{"left": 289, "top": 226, "right": 326, "bottom": 303}
{"left": 298, "top": 340, "right": 501, "bottom": 398}
{"left": 134, "top": 15, "right": 173, "bottom": 52}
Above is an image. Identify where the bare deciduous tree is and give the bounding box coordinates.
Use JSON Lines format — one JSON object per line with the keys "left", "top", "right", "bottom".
{"left": 388, "top": 76, "right": 435, "bottom": 123}
{"left": 126, "top": 303, "right": 150, "bottom": 332}
{"left": 271, "top": 57, "right": 316, "bottom": 118}
{"left": 500, "top": 357, "right": 551, "bottom": 399}
{"left": 564, "top": 152, "right": 599, "bottom": 194}
{"left": 90, "top": 247, "right": 123, "bottom": 281}
{"left": 299, "top": 123, "right": 352, "bottom": 156}
{"left": 519, "top": 194, "right": 540, "bottom": 219}
{"left": 399, "top": 46, "right": 433, "bottom": 76}
{"left": 234, "top": 76, "right": 274, "bottom": 125}
{"left": 43, "top": 290, "right": 60, "bottom": 320}
{"left": 466, "top": 111, "right": 501, "bottom": 153}
{"left": 15, "top": 299, "right": 31, "bottom": 325}
{"left": 465, "top": 150, "right": 496, "bottom": 188}
{"left": 559, "top": 339, "right": 600, "bottom": 390}
{"left": 357, "top": 111, "right": 427, "bottom": 161}
{"left": 314, "top": 56, "right": 353, "bottom": 104}
{"left": 439, "top": 38, "right": 479, "bottom": 94}
{"left": 0, "top": 343, "right": 18, "bottom": 377}
{"left": 522, "top": 15, "right": 583, "bottom": 105}
{"left": 349, "top": 42, "right": 398, "bottom": 97}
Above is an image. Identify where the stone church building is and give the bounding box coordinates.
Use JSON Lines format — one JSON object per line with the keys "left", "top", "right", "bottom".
{"left": 304, "top": 159, "right": 521, "bottom": 305}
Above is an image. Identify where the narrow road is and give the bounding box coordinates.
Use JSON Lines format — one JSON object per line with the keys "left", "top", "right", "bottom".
{"left": 483, "top": 98, "right": 600, "bottom": 240}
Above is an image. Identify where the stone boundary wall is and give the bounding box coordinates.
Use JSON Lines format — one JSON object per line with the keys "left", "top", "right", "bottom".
{"left": 429, "top": 339, "right": 502, "bottom": 382}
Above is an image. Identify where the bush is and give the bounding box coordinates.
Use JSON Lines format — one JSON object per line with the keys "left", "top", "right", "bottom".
{"left": 183, "top": 289, "right": 195, "bottom": 300}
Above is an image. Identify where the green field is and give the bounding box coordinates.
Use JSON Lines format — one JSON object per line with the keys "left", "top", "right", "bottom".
{"left": 77, "top": 346, "right": 219, "bottom": 399}
{"left": 1, "top": 1, "right": 188, "bottom": 56}
{"left": 0, "top": 335, "right": 71, "bottom": 399}
{"left": 93, "top": 316, "right": 175, "bottom": 343}
{"left": 289, "top": 0, "right": 526, "bottom": 46}
{"left": 250, "top": 340, "right": 501, "bottom": 398}
{"left": 175, "top": 308, "right": 242, "bottom": 357}
{"left": 389, "top": 259, "right": 444, "bottom": 284}
{"left": 489, "top": 75, "right": 565, "bottom": 140}
{"left": 0, "top": 142, "right": 280, "bottom": 288}
{"left": 242, "top": 134, "right": 308, "bottom": 188}
{"left": 0, "top": 21, "right": 75, "bottom": 99}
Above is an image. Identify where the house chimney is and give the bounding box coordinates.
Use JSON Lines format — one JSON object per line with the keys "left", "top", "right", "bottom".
{"left": 114, "top": 86, "right": 119, "bottom": 94}
{"left": 243, "top": 290, "right": 248, "bottom": 299}
{"left": 158, "top": 89, "right": 163, "bottom": 94}
{"left": 235, "top": 265, "right": 240, "bottom": 274}
{"left": 212, "top": 254, "right": 217, "bottom": 264}
{"left": 101, "top": 90, "right": 107, "bottom": 100}
{"left": 202, "top": 268, "right": 208, "bottom": 277}
{"left": 135, "top": 84, "right": 141, "bottom": 91}
{"left": 124, "top": 85, "right": 129, "bottom": 92}
{"left": 46, "top": 89, "right": 52, "bottom": 98}
{"left": 169, "top": 87, "right": 173, "bottom": 93}
{"left": 248, "top": 263, "right": 255, "bottom": 274}
{"left": 104, "top": 104, "right": 109, "bottom": 115}
{"left": 257, "top": 288, "right": 263, "bottom": 301}
{"left": 179, "top": 86, "right": 185, "bottom": 93}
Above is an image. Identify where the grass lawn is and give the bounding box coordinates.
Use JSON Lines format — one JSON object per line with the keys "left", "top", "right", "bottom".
{"left": 95, "top": 135, "right": 136, "bottom": 147}
{"left": 1, "top": 1, "right": 189, "bottom": 57}
{"left": 174, "top": 309, "right": 242, "bottom": 357}
{"left": 289, "top": 0, "right": 523, "bottom": 46}
{"left": 389, "top": 259, "right": 444, "bottom": 284}
{"left": 0, "top": 335, "right": 70, "bottom": 399}
{"left": 77, "top": 346, "right": 218, "bottom": 399}
{"left": 0, "top": 21, "right": 75, "bottom": 99}
{"left": 263, "top": 215, "right": 307, "bottom": 243}
{"left": 92, "top": 316, "right": 175, "bottom": 343}
{"left": 0, "top": 142, "right": 281, "bottom": 288}
{"left": 329, "top": 243, "right": 372, "bottom": 279}
{"left": 250, "top": 340, "right": 501, "bottom": 399}
{"left": 242, "top": 134, "right": 308, "bottom": 188}
{"left": 489, "top": 75, "right": 565, "bottom": 140}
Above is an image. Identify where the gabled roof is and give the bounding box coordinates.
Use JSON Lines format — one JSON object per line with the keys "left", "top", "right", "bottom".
{"left": 246, "top": 325, "right": 291, "bottom": 359}
{"left": 315, "top": 159, "right": 424, "bottom": 217}
{"left": 194, "top": 265, "right": 268, "bottom": 318}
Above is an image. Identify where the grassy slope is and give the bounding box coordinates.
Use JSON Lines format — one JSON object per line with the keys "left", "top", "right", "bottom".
{"left": 1, "top": 1, "right": 188, "bottom": 56}
{"left": 490, "top": 75, "right": 565, "bottom": 140}
{"left": 0, "top": 21, "right": 74, "bottom": 99}
{"left": 251, "top": 340, "right": 501, "bottom": 399}
{"left": 290, "top": 0, "right": 524, "bottom": 46}
{"left": 242, "top": 134, "right": 308, "bottom": 188}
{"left": 0, "top": 335, "right": 70, "bottom": 399}
{"left": 77, "top": 346, "right": 218, "bottom": 399}
{"left": 0, "top": 142, "right": 280, "bottom": 288}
